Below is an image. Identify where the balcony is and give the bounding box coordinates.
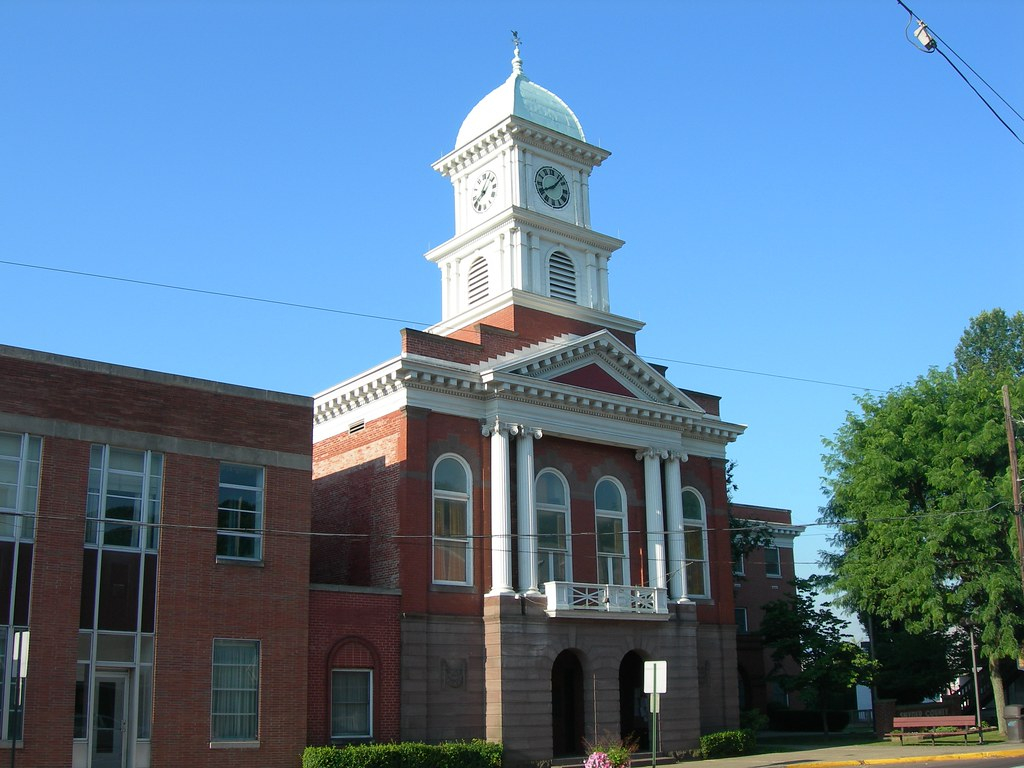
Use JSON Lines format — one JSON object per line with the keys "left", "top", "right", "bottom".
{"left": 543, "top": 581, "right": 668, "bottom": 619}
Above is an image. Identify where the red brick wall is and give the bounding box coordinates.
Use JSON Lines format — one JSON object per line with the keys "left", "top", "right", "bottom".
{"left": 22, "top": 437, "right": 89, "bottom": 768}
{"left": 307, "top": 588, "right": 401, "bottom": 745}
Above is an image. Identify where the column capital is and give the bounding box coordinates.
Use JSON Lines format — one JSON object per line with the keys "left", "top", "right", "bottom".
{"left": 516, "top": 425, "right": 543, "bottom": 440}
{"left": 481, "top": 419, "right": 520, "bottom": 438}
{"left": 665, "top": 451, "right": 689, "bottom": 463}
{"left": 635, "top": 447, "right": 669, "bottom": 462}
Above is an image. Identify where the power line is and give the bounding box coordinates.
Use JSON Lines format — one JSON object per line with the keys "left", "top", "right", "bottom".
{"left": 0, "top": 258, "right": 887, "bottom": 394}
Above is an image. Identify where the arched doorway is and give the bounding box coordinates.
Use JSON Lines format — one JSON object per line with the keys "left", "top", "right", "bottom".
{"left": 551, "top": 650, "right": 585, "bottom": 757}
{"left": 618, "top": 651, "right": 650, "bottom": 751}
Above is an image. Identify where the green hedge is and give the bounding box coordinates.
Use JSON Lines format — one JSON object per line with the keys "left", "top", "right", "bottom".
{"left": 302, "top": 740, "right": 503, "bottom": 768}
{"left": 699, "top": 729, "right": 756, "bottom": 759}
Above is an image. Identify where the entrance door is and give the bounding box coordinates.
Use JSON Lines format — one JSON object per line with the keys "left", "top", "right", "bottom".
{"left": 551, "top": 650, "right": 584, "bottom": 757}
{"left": 92, "top": 672, "right": 129, "bottom": 768}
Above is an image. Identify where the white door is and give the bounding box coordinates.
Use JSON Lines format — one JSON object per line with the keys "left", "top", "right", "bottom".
{"left": 92, "top": 672, "right": 129, "bottom": 768}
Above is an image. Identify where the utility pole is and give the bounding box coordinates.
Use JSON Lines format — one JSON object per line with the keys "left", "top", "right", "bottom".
{"left": 1002, "top": 385, "right": 1024, "bottom": 595}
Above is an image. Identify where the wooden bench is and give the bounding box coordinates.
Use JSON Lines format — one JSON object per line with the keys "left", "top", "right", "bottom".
{"left": 888, "top": 715, "right": 991, "bottom": 745}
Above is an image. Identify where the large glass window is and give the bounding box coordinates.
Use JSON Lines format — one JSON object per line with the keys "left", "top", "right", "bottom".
{"left": 536, "top": 470, "right": 571, "bottom": 586}
{"left": 432, "top": 456, "right": 471, "bottom": 585}
{"left": 331, "top": 669, "right": 372, "bottom": 739}
{"left": 211, "top": 639, "right": 259, "bottom": 741}
{"left": 0, "top": 432, "right": 41, "bottom": 540}
{"left": 217, "top": 464, "right": 264, "bottom": 560}
{"left": 87, "top": 446, "right": 163, "bottom": 551}
{"left": 594, "top": 478, "right": 628, "bottom": 586}
{"left": 682, "top": 488, "right": 710, "bottom": 598}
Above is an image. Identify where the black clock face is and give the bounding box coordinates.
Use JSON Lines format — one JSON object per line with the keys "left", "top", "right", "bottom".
{"left": 535, "top": 166, "right": 570, "bottom": 209}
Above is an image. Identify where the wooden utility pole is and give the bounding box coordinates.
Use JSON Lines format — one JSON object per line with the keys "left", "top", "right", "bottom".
{"left": 1003, "top": 385, "right": 1024, "bottom": 595}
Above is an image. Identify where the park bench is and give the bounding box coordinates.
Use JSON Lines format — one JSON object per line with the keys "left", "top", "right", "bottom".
{"left": 888, "top": 715, "right": 992, "bottom": 745}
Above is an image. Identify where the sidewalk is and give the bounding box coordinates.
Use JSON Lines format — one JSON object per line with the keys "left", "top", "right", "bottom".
{"left": 686, "top": 739, "right": 1024, "bottom": 767}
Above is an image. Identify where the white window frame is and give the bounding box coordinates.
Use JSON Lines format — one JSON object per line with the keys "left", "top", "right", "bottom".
{"left": 331, "top": 668, "right": 373, "bottom": 740}
{"left": 681, "top": 487, "right": 710, "bottom": 598}
{"left": 594, "top": 477, "right": 629, "bottom": 586}
{"left": 217, "top": 464, "right": 264, "bottom": 561}
{"left": 734, "top": 607, "right": 749, "bottom": 634}
{"left": 0, "top": 432, "right": 41, "bottom": 542}
{"left": 86, "top": 445, "right": 163, "bottom": 551}
{"left": 764, "top": 545, "right": 782, "bottom": 578}
{"left": 733, "top": 553, "right": 745, "bottom": 576}
{"left": 431, "top": 454, "right": 472, "bottom": 586}
{"left": 211, "top": 639, "right": 259, "bottom": 742}
{"left": 536, "top": 469, "right": 572, "bottom": 586}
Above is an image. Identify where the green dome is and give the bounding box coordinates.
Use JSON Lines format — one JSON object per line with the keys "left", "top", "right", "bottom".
{"left": 455, "top": 52, "right": 585, "bottom": 148}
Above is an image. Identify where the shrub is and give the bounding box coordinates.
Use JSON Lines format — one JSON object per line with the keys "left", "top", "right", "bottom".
{"left": 302, "top": 740, "right": 502, "bottom": 768}
{"left": 739, "top": 708, "right": 769, "bottom": 733}
{"left": 698, "top": 729, "right": 756, "bottom": 759}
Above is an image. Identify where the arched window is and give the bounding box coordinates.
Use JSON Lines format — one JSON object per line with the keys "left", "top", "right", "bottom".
{"left": 536, "top": 469, "right": 571, "bottom": 587}
{"left": 594, "top": 478, "right": 628, "bottom": 586}
{"left": 682, "top": 488, "right": 709, "bottom": 598}
{"left": 467, "top": 257, "right": 488, "bottom": 305}
{"left": 548, "top": 251, "right": 576, "bottom": 303}
{"left": 432, "top": 455, "right": 471, "bottom": 585}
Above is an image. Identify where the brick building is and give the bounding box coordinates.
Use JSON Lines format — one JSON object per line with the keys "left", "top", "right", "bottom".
{"left": 310, "top": 44, "right": 749, "bottom": 763}
{"left": 730, "top": 503, "right": 804, "bottom": 714}
{"left": 0, "top": 344, "right": 312, "bottom": 768}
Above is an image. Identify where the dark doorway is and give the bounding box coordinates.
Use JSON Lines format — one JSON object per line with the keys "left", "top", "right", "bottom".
{"left": 618, "top": 651, "right": 650, "bottom": 751}
{"left": 552, "top": 650, "right": 585, "bottom": 757}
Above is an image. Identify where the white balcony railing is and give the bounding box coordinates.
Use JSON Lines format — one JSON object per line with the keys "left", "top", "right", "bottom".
{"left": 543, "top": 581, "right": 668, "bottom": 617}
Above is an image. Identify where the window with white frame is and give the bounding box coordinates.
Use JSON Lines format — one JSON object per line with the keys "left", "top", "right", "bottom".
{"left": 734, "top": 608, "right": 749, "bottom": 634}
{"left": 681, "top": 488, "right": 710, "bottom": 598}
{"left": 211, "top": 639, "right": 259, "bottom": 741}
{"left": 217, "top": 464, "right": 264, "bottom": 560}
{"left": 331, "top": 669, "right": 372, "bottom": 739}
{"left": 764, "top": 546, "right": 782, "bottom": 577}
{"left": 0, "top": 432, "right": 41, "bottom": 541}
{"left": 432, "top": 455, "right": 471, "bottom": 585}
{"left": 86, "top": 445, "right": 163, "bottom": 551}
{"left": 536, "top": 469, "right": 571, "bottom": 586}
{"left": 733, "top": 553, "right": 745, "bottom": 576}
{"left": 594, "top": 478, "right": 628, "bottom": 586}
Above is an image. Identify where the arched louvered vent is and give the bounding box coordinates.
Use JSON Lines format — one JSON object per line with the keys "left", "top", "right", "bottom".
{"left": 467, "top": 257, "right": 488, "bottom": 305}
{"left": 549, "top": 252, "right": 576, "bottom": 303}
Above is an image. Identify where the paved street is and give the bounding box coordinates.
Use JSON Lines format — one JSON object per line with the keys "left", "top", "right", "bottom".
{"left": 687, "top": 740, "right": 1024, "bottom": 768}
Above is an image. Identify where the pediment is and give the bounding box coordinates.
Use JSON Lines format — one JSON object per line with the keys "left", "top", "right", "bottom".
{"left": 482, "top": 331, "right": 706, "bottom": 414}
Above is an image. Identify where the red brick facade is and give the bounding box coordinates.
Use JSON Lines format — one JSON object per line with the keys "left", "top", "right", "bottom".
{"left": 0, "top": 345, "right": 312, "bottom": 768}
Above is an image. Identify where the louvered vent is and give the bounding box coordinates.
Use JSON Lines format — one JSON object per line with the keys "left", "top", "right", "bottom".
{"left": 468, "top": 257, "right": 488, "bottom": 305}
{"left": 549, "top": 252, "right": 576, "bottom": 302}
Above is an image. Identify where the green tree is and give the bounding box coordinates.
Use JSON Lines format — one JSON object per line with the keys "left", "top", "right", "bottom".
{"left": 954, "top": 308, "right": 1024, "bottom": 378}
{"left": 760, "top": 577, "right": 876, "bottom": 735}
{"left": 869, "top": 620, "right": 956, "bottom": 705}
{"left": 821, "top": 310, "right": 1024, "bottom": 731}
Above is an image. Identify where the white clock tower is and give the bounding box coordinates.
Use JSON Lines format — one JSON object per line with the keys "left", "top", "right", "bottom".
{"left": 426, "top": 37, "right": 639, "bottom": 339}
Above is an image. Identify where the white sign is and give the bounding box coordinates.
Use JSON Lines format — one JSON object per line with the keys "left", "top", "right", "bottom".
{"left": 643, "top": 660, "right": 667, "bottom": 694}
{"left": 14, "top": 630, "right": 29, "bottom": 678}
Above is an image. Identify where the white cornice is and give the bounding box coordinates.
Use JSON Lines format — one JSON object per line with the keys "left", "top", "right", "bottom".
{"left": 434, "top": 116, "right": 611, "bottom": 178}
{"left": 424, "top": 207, "right": 625, "bottom": 266}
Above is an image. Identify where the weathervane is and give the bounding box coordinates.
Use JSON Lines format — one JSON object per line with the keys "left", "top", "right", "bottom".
{"left": 511, "top": 30, "right": 523, "bottom": 74}
{"left": 512, "top": 30, "right": 521, "bottom": 55}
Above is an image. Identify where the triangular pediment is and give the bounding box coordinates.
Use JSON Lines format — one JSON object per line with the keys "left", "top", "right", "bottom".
{"left": 480, "top": 331, "right": 706, "bottom": 414}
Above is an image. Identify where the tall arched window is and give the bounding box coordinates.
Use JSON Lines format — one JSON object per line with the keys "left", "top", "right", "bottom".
{"left": 432, "top": 455, "right": 472, "bottom": 585}
{"left": 682, "top": 488, "right": 709, "bottom": 598}
{"left": 594, "top": 478, "right": 628, "bottom": 585}
{"left": 467, "top": 257, "right": 488, "bottom": 305}
{"left": 536, "top": 469, "right": 571, "bottom": 587}
{"left": 548, "top": 252, "right": 576, "bottom": 303}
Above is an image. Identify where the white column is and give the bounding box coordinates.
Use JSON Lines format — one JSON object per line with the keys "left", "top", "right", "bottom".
{"left": 664, "top": 451, "right": 689, "bottom": 601}
{"left": 516, "top": 426, "right": 543, "bottom": 594}
{"left": 483, "top": 418, "right": 518, "bottom": 596}
{"left": 637, "top": 448, "right": 668, "bottom": 590}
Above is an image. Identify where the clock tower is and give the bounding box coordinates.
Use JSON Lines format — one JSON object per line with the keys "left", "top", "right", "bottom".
{"left": 426, "top": 37, "right": 640, "bottom": 340}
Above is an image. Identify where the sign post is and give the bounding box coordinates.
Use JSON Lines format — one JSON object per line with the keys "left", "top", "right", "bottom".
{"left": 643, "top": 661, "right": 667, "bottom": 768}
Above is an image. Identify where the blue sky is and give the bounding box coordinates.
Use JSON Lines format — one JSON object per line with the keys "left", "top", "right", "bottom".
{"left": 2, "top": 1, "right": 1022, "bottom": 580}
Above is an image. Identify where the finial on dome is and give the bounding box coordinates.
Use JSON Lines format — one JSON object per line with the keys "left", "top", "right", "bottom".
{"left": 511, "top": 30, "right": 523, "bottom": 75}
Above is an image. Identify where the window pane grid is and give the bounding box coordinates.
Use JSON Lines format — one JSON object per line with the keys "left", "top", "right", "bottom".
{"left": 432, "top": 457, "right": 470, "bottom": 585}
{"left": 217, "top": 464, "right": 264, "bottom": 561}
{"left": 211, "top": 640, "right": 259, "bottom": 741}
{"left": 86, "top": 446, "right": 162, "bottom": 551}
{"left": 0, "top": 433, "right": 41, "bottom": 541}
{"left": 331, "top": 669, "right": 372, "bottom": 739}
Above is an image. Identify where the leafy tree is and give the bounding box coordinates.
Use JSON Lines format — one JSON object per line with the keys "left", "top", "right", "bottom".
{"left": 869, "top": 620, "right": 956, "bottom": 705}
{"left": 954, "top": 308, "right": 1024, "bottom": 378}
{"left": 760, "top": 577, "right": 876, "bottom": 735}
{"left": 821, "top": 309, "right": 1024, "bottom": 732}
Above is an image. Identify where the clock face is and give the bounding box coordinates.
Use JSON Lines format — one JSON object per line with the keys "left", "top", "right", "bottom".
{"left": 535, "top": 166, "right": 570, "bottom": 209}
{"left": 471, "top": 170, "right": 497, "bottom": 213}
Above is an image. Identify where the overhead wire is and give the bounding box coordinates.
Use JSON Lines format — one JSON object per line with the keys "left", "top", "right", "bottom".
{"left": 0, "top": 257, "right": 886, "bottom": 394}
